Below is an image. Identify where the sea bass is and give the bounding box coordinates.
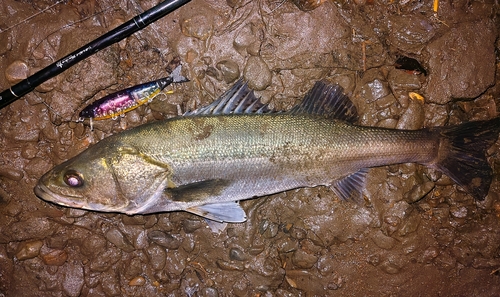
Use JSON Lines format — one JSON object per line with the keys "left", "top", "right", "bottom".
{"left": 34, "top": 80, "right": 500, "bottom": 222}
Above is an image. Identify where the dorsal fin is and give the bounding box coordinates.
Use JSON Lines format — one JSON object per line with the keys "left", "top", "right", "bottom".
{"left": 184, "top": 79, "right": 271, "bottom": 116}
{"left": 288, "top": 81, "right": 358, "bottom": 123}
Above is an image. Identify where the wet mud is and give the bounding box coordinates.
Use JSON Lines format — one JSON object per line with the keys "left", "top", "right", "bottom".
{"left": 1, "top": 0, "right": 500, "bottom": 296}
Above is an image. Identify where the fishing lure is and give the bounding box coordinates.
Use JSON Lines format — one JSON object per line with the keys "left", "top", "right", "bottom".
{"left": 79, "top": 65, "right": 188, "bottom": 123}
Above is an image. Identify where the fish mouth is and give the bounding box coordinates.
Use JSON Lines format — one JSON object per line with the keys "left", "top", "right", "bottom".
{"left": 34, "top": 183, "right": 87, "bottom": 209}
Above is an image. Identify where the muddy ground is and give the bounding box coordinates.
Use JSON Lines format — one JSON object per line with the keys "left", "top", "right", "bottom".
{"left": 1, "top": 0, "right": 500, "bottom": 296}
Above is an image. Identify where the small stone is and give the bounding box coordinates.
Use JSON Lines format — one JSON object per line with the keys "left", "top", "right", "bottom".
{"left": 421, "top": 246, "right": 439, "bottom": 263}
{"left": 404, "top": 180, "right": 435, "bottom": 203}
{"left": 101, "top": 270, "right": 121, "bottom": 296}
{"left": 450, "top": 205, "right": 468, "bottom": 218}
{"left": 291, "top": 249, "right": 318, "bottom": 269}
{"left": 1, "top": 201, "right": 22, "bottom": 217}
{"left": 105, "top": 228, "right": 135, "bottom": 252}
{"left": 379, "top": 260, "right": 401, "bottom": 274}
{"left": 0, "top": 168, "right": 24, "bottom": 181}
{"left": 5, "top": 60, "right": 29, "bottom": 84}
{"left": 63, "top": 262, "right": 85, "bottom": 297}
{"left": 216, "top": 60, "right": 240, "bottom": 83}
{"left": 66, "top": 208, "right": 87, "bottom": 218}
{"left": 397, "top": 98, "right": 425, "bottom": 130}
{"left": 24, "top": 157, "right": 51, "bottom": 179}
{"left": 181, "top": 14, "right": 213, "bottom": 41}
{"left": 148, "top": 230, "right": 182, "bottom": 249}
{"left": 259, "top": 220, "right": 279, "bottom": 238}
{"left": 371, "top": 230, "right": 397, "bottom": 250}
{"left": 146, "top": 244, "right": 167, "bottom": 271}
{"left": 90, "top": 248, "right": 122, "bottom": 272}
{"left": 233, "top": 24, "right": 258, "bottom": 55}
{"left": 129, "top": 276, "right": 146, "bottom": 286}
{"left": 243, "top": 56, "right": 272, "bottom": 91}
{"left": 81, "top": 234, "right": 106, "bottom": 256}
{"left": 182, "top": 219, "right": 202, "bottom": 233}
{"left": 16, "top": 240, "right": 43, "bottom": 260}
{"left": 41, "top": 249, "right": 68, "bottom": 266}
{"left": 275, "top": 238, "right": 298, "bottom": 253}
{"left": 291, "top": 0, "right": 326, "bottom": 11}
{"left": 20, "top": 142, "right": 39, "bottom": 160}
{"left": 216, "top": 259, "right": 245, "bottom": 271}
{"left": 229, "top": 247, "right": 247, "bottom": 261}
{"left": 200, "top": 287, "right": 219, "bottom": 297}
{"left": 435, "top": 228, "right": 455, "bottom": 245}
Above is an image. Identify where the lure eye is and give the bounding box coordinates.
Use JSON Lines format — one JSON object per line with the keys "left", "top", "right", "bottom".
{"left": 63, "top": 170, "right": 84, "bottom": 187}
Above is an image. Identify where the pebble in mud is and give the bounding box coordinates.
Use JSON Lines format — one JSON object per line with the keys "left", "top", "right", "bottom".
{"left": 15, "top": 240, "right": 43, "bottom": 260}
{"left": 291, "top": 0, "right": 326, "bottom": 11}
{"left": 105, "top": 228, "right": 135, "bottom": 252}
{"left": 229, "top": 247, "right": 247, "bottom": 261}
{"left": 62, "top": 262, "right": 84, "bottom": 297}
{"left": 0, "top": 167, "right": 24, "bottom": 181}
{"left": 181, "top": 13, "right": 213, "bottom": 41}
{"left": 148, "top": 230, "right": 182, "bottom": 249}
{"left": 90, "top": 248, "right": 122, "bottom": 272}
{"left": 128, "top": 276, "right": 146, "bottom": 286}
{"left": 396, "top": 97, "right": 425, "bottom": 130}
{"left": 291, "top": 249, "right": 318, "bottom": 269}
{"left": 379, "top": 260, "right": 402, "bottom": 275}
{"left": 259, "top": 219, "right": 279, "bottom": 238}
{"left": 404, "top": 180, "right": 435, "bottom": 204}
{"left": 40, "top": 249, "right": 68, "bottom": 266}
{"left": 146, "top": 244, "right": 167, "bottom": 271}
{"left": 182, "top": 219, "right": 203, "bottom": 233}
{"left": 21, "top": 142, "right": 38, "bottom": 160}
{"left": 387, "top": 15, "right": 435, "bottom": 53}
{"left": 243, "top": 56, "right": 272, "bottom": 90}
{"left": 6, "top": 218, "right": 53, "bottom": 242}
{"left": 233, "top": 23, "right": 260, "bottom": 56}
{"left": 370, "top": 230, "right": 397, "bottom": 250}
{"left": 101, "top": 270, "right": 121, "bottom": 296}
{"left": 80, "top": 234, "right": 106, "bottom": 256}
{"left": 24, "top": 157, "right": 52, "bottom": 178}
{"left": 216, "top": 60, "right": 240, "bottom": 83}
{"left": 5, "top": 60, "right": 29, "bottom": 83}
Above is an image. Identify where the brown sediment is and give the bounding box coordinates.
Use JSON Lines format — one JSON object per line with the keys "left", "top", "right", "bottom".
{"left": 0, "top": 0, "right": 499, "bottom": 296}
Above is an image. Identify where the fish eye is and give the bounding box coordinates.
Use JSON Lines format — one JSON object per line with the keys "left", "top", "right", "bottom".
{"left": 63, "top": 170, "right": 84, "bottom": 187}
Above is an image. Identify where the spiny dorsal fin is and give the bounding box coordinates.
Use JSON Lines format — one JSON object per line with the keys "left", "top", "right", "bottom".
{"left": 288, "top": 81, "right": 358, "bottom": 123}
{"left": 184, "top": 79, "right": 271, "bottom": 116}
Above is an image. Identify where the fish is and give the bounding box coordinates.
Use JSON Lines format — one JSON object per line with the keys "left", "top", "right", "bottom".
{"left": 34, "top": 79, "right": 500, "bottom": 223}
{"left": 79, "top": 65, "right": 188, "bottom": 122}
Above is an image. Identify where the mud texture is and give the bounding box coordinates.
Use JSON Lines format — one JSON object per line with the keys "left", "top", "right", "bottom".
{"left": 1, "top": 0, "right": 500, "bottom": 296}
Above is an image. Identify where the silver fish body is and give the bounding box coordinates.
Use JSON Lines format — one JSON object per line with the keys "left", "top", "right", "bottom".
{"left": 34, "top": 80, "right": 500, "bottom": 222}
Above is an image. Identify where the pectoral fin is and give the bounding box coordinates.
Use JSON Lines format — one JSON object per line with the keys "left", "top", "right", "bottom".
{"left": 187, "top": 202, "right": 247, "bottom": 223}
{"left": 165, "top": 179, "right": 231, "bottom": 202}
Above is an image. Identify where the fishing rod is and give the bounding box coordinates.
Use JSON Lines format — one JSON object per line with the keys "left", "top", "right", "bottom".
{"left": 0, "top": 0, "right": 191, "bottom": 110}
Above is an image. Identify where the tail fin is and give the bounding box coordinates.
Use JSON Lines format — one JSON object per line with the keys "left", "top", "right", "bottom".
{"left": 432, "top": 117, "right": 500, "bottom": 200}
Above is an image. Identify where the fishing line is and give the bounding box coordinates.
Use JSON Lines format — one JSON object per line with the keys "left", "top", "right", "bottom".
{"left": 29, "top": 4, "right": 116, "bottom": 62}
{"left": 0, "top": 0, "right": 67, "bottom": 34}
{"left": 0, "top": 0, "right": 191, "bottom": 110}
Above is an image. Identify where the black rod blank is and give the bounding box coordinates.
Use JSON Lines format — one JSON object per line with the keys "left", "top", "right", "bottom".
{"left": 0, "top": 0, "right": 191, "bottom": 110}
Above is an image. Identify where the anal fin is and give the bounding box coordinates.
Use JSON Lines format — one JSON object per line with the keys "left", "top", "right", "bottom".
{"left": 330, "top": 169, "right": 368, "bottom": 201}
{"left": 204, "top": 219, "right": 228, "bottom": 233}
